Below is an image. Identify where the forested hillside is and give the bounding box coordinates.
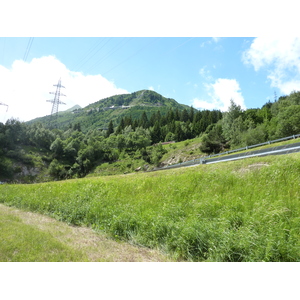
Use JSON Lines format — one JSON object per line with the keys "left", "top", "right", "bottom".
{"left": 1, "top": 90, "right": 300, "bottom": 182}
{"left": 27, "top": 90, "right": 192, "bottom": 132}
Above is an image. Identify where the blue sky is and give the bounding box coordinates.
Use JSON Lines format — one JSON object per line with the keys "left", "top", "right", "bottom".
{"left": 1, "top": 36, "right": 300, "bottom": 123}
{"left": 0, "top": 0, "right": 300, "bottom": 123}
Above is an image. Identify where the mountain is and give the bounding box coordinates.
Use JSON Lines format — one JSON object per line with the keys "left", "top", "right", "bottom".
{"left": 63, "top": 104, "right": 82, "bottom": 112}
{"left": 27, "top": 90, "right": 192, "bottom": 132}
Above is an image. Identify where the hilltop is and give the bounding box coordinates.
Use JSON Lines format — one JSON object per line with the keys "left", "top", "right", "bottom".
{"left": 27, "top": 90, "right": 191, "bottom": 132}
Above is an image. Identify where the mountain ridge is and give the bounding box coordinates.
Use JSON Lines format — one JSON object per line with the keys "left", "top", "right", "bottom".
{"left": 27, "top": 90, "right": 192, "bottom": 132}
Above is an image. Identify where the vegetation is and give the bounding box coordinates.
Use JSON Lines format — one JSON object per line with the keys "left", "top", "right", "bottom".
{"left": 27, "top": 90, "right": 192, "bottom": 132}
{"left": 0, "top": 205, "right": 88, "bottom": 262}
{"left": 1, "top": 153, "right": 300, "bottom": 261}
{"left": 0, "top": 204, "right": 167, "bottom": 262}
{"left": 0, "top": 90, "right": 221, "bottom": 182}
{"left": 2, "top": 89, "right": 300, "bottom": 182}
{"left": 200, "top": 91, "right": 300, "bottom": 154}
{"left": 2, "top": 89, "right": 300, "bottom": 261}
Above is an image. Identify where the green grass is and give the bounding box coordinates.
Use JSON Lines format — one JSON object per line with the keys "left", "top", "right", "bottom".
{"left": 0, "top": 208, "right": 88, "bottom": 262}
{"left": 88, "top": 157, "right": 148, "bottom": 177}
{"left": 1, "top": 152, "right": 300, "bottom": 261}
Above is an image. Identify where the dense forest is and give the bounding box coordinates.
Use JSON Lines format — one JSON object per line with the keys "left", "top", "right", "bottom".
{"left": 1, "top": 90, "right": 300, "bottom": 182}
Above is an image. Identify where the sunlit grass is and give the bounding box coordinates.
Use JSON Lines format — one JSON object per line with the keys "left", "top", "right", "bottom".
{"left": 0, "top": 208, "right": 88, "bottom": 262}
{"left": 1, "top": 152, "right": 300, "bottom": 261}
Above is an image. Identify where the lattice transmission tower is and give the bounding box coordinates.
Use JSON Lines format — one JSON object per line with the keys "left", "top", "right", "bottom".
{"left": 46, "top": 78, "right": 66, "bottom": 127}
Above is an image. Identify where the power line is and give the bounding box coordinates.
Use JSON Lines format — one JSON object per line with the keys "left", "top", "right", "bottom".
{"left": 165, "top": 37, "right": 195, "bottom": 54}
{"left": 85, "top": 38, "right": 133, "bottom": 74}
{"left": 102, "top": 37, "right": 162, "bottom": 76}
{"left": 121, "top": 37, "right": 194, "bottom": 79}
{"left": 23, "top": 37, "right": 34, "bottom": 62}
{"left": 73, "top": 38, "right": 111, "bottom": 71}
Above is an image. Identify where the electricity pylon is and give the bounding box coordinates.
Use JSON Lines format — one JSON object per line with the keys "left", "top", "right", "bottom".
{"left": 46, "top": 78, "right": 66, "bottom": 127}
{"left": 0, "top": 102, "right": 8, "bottom": 112}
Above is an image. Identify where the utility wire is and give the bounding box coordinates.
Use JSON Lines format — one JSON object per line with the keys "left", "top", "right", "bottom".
{"left": 123, "top": 37, "right": 195, "bottom": 78}
{"left": 85, "top": 38, "right": 133, "bottom": 74}
{"left": 78, "top": 37, "right": 115, "bottom": 72}
{"left": 73, "top": 38, "right": 111, "bottom": 71}
{"left": 23, "top": 37, "right": 34, "bottom": 62}
{"left": 102, "top": 37, "right": 162, "bottom": 76}
{"left": 165, "top": 37, "right": 195, "bottom": 54}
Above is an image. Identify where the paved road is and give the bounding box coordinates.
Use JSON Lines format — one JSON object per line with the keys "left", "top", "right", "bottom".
{"left": 203, "top": 142, "right": 300, "bottom": 164}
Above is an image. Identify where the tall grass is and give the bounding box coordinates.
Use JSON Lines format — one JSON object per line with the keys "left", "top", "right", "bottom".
{"left": 1, "top": 153, "right": 300, "bottom": 261}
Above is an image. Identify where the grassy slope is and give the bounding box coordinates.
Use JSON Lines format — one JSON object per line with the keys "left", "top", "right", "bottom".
{"left": 0, "top": 204, "right": 169, "bottom": 262}
{"left": 1, "top": 151, "right": 300, "bottom": 261}
{"left": 0, "top": 205, "right": 87, "bottom": 262}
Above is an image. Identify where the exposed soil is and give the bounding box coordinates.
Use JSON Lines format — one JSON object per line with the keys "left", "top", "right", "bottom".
{"left": 235, "top": 163, "right": 270, "bottom": 175}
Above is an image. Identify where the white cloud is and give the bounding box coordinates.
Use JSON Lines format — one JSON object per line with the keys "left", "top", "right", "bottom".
{"left": 212, "top": 37, "right": 221, "bottom": 43}
{"left": 148, "top": 86, "right": 154, "bottom": 91}
{"left": 242, "top": 37, "right": 300, "bottom": 94}
{"left": 199, "top": 66, "right": 213, "bottom": 81}
{"left": 0, "top": 56, "right": 129, "bottom": 123}
{"left": 200, "top": 37, "right": 221, "bottom": 48}
{"left": 192, "top": 99, "right": 217, "bottom": 110}
{"left": 192, "top": 78, "right": 246, "bottom": 111}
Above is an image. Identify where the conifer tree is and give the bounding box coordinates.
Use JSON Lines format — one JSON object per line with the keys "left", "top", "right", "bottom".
{"left": 106, "top": 120, "right": 114, "bottom": 138}
{"left": 151, "top": 121, "right": 162, "bottom": 144}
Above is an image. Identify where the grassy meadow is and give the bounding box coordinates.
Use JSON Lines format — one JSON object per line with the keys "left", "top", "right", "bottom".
{"left": 0, "top": 205, "right": 88, "bottom": 262}
{"left": 1, "top": 152, "right": 300, "bottom": 261}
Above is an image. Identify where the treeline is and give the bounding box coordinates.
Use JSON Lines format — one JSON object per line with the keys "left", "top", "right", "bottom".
{"left": 200, "top": 90, "right": 300, "bottom": 154}
{"left": 1, "top": 90, "right": 300, "bottom": 181}
{"left": 114, "top": 107, "right": 222, "bottom": 143}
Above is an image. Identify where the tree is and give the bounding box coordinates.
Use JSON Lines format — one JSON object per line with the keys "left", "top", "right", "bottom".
{"left": 115, "top": 118, "right": 125, "bottom": 135}
{"left": 200, "top": 123, "right": 226, "bottom": 154}
{"left": 275, "top": 105, "right": 300, "bottom": 137}
{"left": 73, "top": 122, "right": 82, "bottom": 131}
{"left": 151, "top": 121, "right": 162, "bottom": 144}
{"left": 50, "top": 137, "right": 64, "bottom": 157}
{"left": 189, "top": 106, "right": 195, "bottom": 123}
{"left": 180, "top": 109, "right": 189, "bottom": 122}
{"left": 106, "top": 120, "right": 114, "bottom": 138}
{"left": 174, "top": 122, "right": 185, "bottom": 142}
{"left": 222, "top": 99, "right": 243, "bottom": 141}
{"left": 150, "top": 143, "right": 167, "bottom": 166}
{"left": 48, "top": 159, "right": 66, "bottom": 179}
{"left": 242, "top": 124, "right": 267, "bottom": 146}
{"left": 139, "top": 111, "right": 149, "bottom": 128}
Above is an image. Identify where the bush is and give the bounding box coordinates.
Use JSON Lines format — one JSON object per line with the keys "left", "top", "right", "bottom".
{"left": 0, "top": 157, "right": 14, "bottom": 179}
{"left": 199, "top": 134, "right": 222, "bottom": 154}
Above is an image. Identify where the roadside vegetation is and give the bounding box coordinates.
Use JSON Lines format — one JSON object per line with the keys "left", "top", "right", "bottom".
{"left": 0, "top": 204, "right": 169, "bottom": 262}
{"left": 1, "top": 152, "right": 300, "bottom": 261}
